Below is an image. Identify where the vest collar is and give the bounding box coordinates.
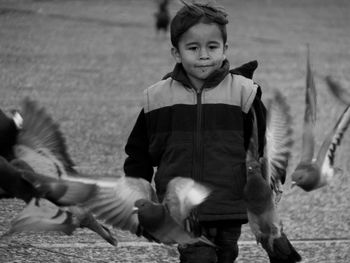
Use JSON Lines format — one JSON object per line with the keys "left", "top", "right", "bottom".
{"left": 170, "top": 59, "right": 230, "bottom": 91}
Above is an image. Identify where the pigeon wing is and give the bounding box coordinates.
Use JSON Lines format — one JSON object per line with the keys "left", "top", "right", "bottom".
{"left": 20, "top": 170, "right": 98, "bottom": 206}
{"left": 162, "top": 177, "right": 211, "bottom": 224}
{"left": 264, "top": 90, "right": 294, "bottom": 196}
{"left": 77, "top": 176, "right": 156, "bottom": 234}
{"left": 316, "top": 106, "right": 350, "bottom": 170}
{"left": 300, "top": 48, "right": 317, "bottom": 163}
{"left": 6, "top": 199, "right": 117, "bottom": 246}
{"left": 7, "top": 198, "right": 77, "bottom": 236}
{"left": 15, "top": 98, "right": 76, "bottom": 177}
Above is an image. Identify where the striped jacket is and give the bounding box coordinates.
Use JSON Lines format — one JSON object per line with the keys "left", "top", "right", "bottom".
{"left": 124, "top": 60, "right": 266, "bottom": 221}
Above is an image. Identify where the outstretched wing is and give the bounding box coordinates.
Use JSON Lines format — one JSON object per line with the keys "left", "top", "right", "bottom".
{"left": 0, "top": 156, "right": 97, "bottom": 205}
{"left": 6, "top": 199, "right": 77, "bottom": 236}
{"left": 6, "top": 198, "right": 117, "bottom": 246}
{"left": 162, "top": 177, "right": 211, "bottom": 224}
{"left": 301, "top": 46, "right": 317, "bottom": 163}
{"left": 264, "top": 90, "right": 294, "bottom": 199}
{"left": 316, "top": 106, "right": 350, "bottom": 170}
{"left": 15, "top": 97, "right": 76, "bottom": 177}
{"left": 74, "top": 176, "right": 157, "bottom": 234}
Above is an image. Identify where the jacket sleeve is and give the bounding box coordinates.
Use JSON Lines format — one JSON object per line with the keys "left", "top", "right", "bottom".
{"left": 123, "top": 109, "right": 154, "bottom": 182}
{"left": 243, "top": 86, "right": 266, "bottom": 157}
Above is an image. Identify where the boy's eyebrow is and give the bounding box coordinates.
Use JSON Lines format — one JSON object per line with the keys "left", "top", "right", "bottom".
{"left": 184, "top": 41, "right": 199, "bottom": 46}
{"left": 184, "top": 40, "right": 221, "bottom": 46}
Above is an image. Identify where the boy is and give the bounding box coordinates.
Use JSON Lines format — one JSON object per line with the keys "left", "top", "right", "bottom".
{"left": 124, "top": 2, "right": 266, "bottom": 262}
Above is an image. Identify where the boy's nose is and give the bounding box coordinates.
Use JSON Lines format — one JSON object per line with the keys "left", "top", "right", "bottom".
{"left": 199, "top": 49, "right": 209, "bottom": 59}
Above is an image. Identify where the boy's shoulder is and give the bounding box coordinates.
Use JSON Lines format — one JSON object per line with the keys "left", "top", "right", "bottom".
{"left": 144, "top": 78, "right": 173, "bottom": 95}
{"left": 229, "top": 60, "right": 258, "bottom": 80}
{"left": 229, "top": 60, "right": 262, "bottom": 99}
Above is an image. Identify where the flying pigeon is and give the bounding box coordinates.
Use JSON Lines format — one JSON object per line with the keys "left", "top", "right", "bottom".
{"left": 133, "top": 177, "right": 214, "bottom": 246}
{"left": 4, "top": 198, "right": 116, "bottom": 246}
{"left": 0, "top": 98, "right": 117, "bottom": 245}
{"left": 244, "top": 90, "right": 301, "bottom": 263}
{"left": 0, "top": 156, "right": 96, "bottom": 205}
{"left": 290, "top": 51, "right": 350, "bottom": 191}
{"left": 61, "top": 175, "right": 214, "bottom": 246}
{"left": 10, "top": 98, "right": 77, "bottom": 178}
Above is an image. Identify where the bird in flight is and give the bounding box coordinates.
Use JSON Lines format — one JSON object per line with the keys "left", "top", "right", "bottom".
{"left": 0, "top": 98, "right": 116, "bottom": 245}
{"left": 58, "top": 175, "right": 215, "bottom": 246}
{"left": 244, "top": 89, "right": 301, "bottom": 262}
{"left": 290, "top": 49, "right": 350, "bottom": 191}
{"left": 133, "top": 176, "right": 214, "bottom": 246}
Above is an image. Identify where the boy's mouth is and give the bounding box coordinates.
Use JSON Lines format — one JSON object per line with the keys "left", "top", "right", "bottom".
{"left": 196, "top": 64, "right": 214, "bottom": 68}
{"left": 196, "top": 64, "right": 214, "bottom": 72}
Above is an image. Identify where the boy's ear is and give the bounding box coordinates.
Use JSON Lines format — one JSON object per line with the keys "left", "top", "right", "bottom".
{"left": 171, "top": 47, "right": 182, "bottom": 63}
{"left": 223, "top": 43, "right": 228, "bottom": 59}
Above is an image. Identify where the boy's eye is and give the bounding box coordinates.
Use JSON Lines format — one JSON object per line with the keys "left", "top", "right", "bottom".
{"left": 187, "top": 46, "right": 198, "bottom": 51}
{"left": 209, "top": 45, "right": 219, "bottom": 50}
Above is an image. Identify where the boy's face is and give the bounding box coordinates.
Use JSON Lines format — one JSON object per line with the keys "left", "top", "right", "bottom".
{"left": 171, "top": 22, "right": 228, "bottom": 89}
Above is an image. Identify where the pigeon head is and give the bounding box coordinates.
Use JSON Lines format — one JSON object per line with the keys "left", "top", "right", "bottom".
{"left": 291, "top": 163, "right": 319, "bottom": 191}
{"left": 246, "top": 159, "right": 262, "bottom": 179}
{"left": 134, "top": 199, "right": 165, "bottom": 231}
{"left": 134, "top": 199, "right": 152, "bottom": 210}
{"left": 9, "top": 110, "right": 23, "bottom": 130}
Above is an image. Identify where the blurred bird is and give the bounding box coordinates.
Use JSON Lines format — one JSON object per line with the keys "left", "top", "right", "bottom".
{"left": 134, "top": 177, "right": 214, "bottom": 246}
{"left": 4, "top": 198, "right": 116, "bottom": 248}
{"left": 2, "top": 99, "right": 212, "bottom": 246}
{"left": 61, "top": 175, "right": 214, "bottom": 246}
{"left": 6, "top": 199, "right": 79, "bottom": 236}
{"left": 10, "top": 98, "right": 77, "bottom": 178}
{"left": 67, "top": 175, "right": 158, "bottom": 235}
{"left": 154, "top": 0, "right": 170, "bottom": 36}
{"left": 244, "top": 90, "right": 301, "bottom": 263}
{"left": 325, "top": 76, "right": 350, "bottom": 105}
{"left": 0, "top": 156, "right": 96, "bottom": 205}
{"left": 0, "top": 98, "right": 117, "bottom": 246}
{"left": 290, "top": 50, "right": 350, "bottom": 191}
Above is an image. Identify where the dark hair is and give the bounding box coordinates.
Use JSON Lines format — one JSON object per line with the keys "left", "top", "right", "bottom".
{"left": 170, "top": 2, "right": 228, "bottom": 48}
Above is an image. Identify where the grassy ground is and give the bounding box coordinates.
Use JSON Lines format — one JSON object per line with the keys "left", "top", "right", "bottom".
{"left": 0, "top": 0, "right": 349, "bottom": 262}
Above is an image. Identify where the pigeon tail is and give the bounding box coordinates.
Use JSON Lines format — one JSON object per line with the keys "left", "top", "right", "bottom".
{"left": 7, "top": 199, "right": 77, "bottom": 236}
{"left": 197, "top": 235, "right": 217, "bottom": 247}
{"left": 74, "top": 207, "right": 118, "bottom": 246}
{"left": 262, "top": 233, "right": 302, "bottom": 263}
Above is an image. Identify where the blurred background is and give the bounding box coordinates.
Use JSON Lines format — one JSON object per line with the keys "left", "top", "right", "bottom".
{"left": 0, "top": 0, "right": 349, "bottom": 262}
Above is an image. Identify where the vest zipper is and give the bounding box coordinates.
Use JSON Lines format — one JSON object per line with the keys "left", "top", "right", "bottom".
{"left": 193, "top": 88, "right": 203, "bottom": 181}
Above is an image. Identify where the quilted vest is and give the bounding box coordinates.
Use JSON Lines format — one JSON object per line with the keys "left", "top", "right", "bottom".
{"left": 143, "top": 73, "right": 257, "bottom": 221}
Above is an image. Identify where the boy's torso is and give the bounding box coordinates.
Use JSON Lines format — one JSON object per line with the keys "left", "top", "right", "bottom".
{"left": 143, "top": 74, "right": 257, "bottom": 221}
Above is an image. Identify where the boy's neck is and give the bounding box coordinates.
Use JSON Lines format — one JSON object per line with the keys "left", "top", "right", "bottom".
{"left": 168, "top": 60, "right": 230, "bottom": 92}
{"left": 187, "top": 76, "right": 204, "bottom": 92}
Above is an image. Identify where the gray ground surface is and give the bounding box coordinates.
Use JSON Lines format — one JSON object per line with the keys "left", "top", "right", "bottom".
{"left": 0, "top": 0, "right": 350, "bottom": 262}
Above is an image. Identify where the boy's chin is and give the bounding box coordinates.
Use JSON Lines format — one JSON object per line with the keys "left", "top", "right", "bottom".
{"left": 193, "top": 69, "right": 216, "bottom": 79}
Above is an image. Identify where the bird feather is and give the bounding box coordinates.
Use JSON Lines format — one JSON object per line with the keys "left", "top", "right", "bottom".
{"left": 301, "top": 46, "right": 317, "bottom": 163}
{"left": 15, "top": 98, "right": 76, "bottom": 177}
{"left": 265, "top": 91, "right": 294, "bottom": 197}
